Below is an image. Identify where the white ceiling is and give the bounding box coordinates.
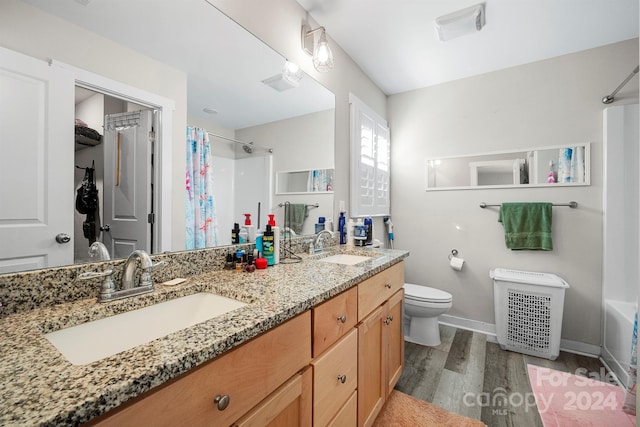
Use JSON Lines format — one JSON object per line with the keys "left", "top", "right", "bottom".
{"left": 22, "top": 0, "right": 335, "bottom": 130}
{"left": 296, "top": 0, "right": 639, "bottom": 95}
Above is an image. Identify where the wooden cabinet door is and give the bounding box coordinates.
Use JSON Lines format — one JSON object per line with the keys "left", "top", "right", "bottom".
{"left": 234, "top": 367, "right": 312, "bottom": 427}
{"left": 385, "top": 290, "right": 404, "bottom": 396}
{"left": 357, "top": 304, "right": 386, "bottom": 427}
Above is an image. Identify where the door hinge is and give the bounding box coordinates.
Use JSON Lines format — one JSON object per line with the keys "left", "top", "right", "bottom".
{"left": 148, "top": 213, "right": 155, "bottom": 224}
{"left": 149, "top": 130, "right": 156, "bottom": 143}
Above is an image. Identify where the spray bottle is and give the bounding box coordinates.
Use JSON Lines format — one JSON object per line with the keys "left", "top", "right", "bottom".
{"left": 384, "top": 216, "right": 394, "bottom": 249}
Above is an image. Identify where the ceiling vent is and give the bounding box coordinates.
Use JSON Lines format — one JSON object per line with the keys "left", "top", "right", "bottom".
{"left": 435, "top": 3, "right": 485, "bottom": 42}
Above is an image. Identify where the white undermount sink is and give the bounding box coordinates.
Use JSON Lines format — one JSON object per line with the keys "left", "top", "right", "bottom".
{"left": 44, "top": 292, "right": 247, "bottom": 365}
{"left": 318, "top": 254, "right": 373, "bottom": 265}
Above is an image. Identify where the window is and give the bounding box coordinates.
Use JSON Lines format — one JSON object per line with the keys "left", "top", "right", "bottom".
{"left": 350, "top": 94, "right": 390, "bottom": 217}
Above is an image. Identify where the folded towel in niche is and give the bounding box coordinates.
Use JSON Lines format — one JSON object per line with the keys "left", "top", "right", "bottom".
{"left": 498, "top": 202, "right": 553, "bottom": 250}
{"left": 287, "top": 203, "right": 308, "bottom": 234}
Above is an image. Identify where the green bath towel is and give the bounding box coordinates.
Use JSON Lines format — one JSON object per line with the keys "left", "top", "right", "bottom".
{"left": 498, "top": 202, "right": 553, "bottom": 250}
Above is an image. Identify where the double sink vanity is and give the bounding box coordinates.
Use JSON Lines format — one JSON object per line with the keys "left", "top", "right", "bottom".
{"left": 0, "top": 245, "right": 408, "bottom": 426}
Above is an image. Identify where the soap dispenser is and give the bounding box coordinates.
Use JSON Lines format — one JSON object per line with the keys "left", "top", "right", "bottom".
{"left": 268, "top": 214, "right": 280, "bottom": 264}
{"left": 243, "top": 213, "right": 256, "bottom": 243}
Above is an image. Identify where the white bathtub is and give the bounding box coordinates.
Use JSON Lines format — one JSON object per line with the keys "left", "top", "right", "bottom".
{"left": 603, "top": 299, "right": 636, "bottom": 386}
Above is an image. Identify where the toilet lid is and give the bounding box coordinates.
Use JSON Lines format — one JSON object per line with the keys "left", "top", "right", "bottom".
{"left": 404, "top": 283, "right": 452, "bottom": 303}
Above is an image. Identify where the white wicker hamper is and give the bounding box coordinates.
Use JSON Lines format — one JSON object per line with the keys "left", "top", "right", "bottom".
{"left": 490, "top": 268, "right": 570, "bottom": 360}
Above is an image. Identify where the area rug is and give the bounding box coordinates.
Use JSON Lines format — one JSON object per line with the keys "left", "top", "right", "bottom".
{"left": 372, "top": 390, "right": 487, "bottom": 427}
{"left": 527, "top": 364, "right": 636, "bottom": 427}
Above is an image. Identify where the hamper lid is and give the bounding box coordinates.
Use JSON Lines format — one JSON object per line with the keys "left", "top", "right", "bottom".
{"left": 489, "top": 268, "right": 569, "bottom": 288}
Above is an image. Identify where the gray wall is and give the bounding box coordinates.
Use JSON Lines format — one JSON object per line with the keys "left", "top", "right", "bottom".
{"left": 388, "top": 39, "right": 639, "bottom": 347}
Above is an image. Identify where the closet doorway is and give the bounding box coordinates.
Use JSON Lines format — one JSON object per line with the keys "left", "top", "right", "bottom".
{"left": 73, "top": 87, "right": 156, "bottom": 263}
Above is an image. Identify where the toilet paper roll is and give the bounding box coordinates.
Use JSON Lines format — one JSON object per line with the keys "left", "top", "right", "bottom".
{"left": 449, "top": 256, "right": 465, "bottom": 271}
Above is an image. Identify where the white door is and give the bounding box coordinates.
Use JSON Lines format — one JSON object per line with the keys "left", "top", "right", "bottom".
{"left": 102, "top": 110, "right": 153, "bottom": 259}
{"left": 0, "top": 47, "right": 74, "bottom": 273}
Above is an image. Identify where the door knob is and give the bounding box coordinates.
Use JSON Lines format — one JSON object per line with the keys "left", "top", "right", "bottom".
{"left": 55, "top": 233, "right": 71, "bottom": 244}
{"left": 100, "top": 224, "right": 111, "bottom": 232}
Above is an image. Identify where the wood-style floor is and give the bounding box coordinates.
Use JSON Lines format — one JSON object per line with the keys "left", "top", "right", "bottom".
{"left": 394, "top": 325, "right": 614, "bottom": 427}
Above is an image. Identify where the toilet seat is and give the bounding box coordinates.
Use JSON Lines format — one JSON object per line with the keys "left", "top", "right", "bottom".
{"left": 404, "top": 283, "right": 452, "bottom": 304}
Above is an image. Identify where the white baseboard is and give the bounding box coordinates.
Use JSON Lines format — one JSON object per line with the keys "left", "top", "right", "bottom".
{"left": 439, "top": 314, "right": 601, "bottom": 358}
{"left": 439, "top": 314, "right": 496, "bottom": 338}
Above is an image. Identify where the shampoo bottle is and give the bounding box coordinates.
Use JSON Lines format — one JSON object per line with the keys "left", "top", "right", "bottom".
{"left": 338, "top": 212, "right": 346, "bottom": 244}
{"left": 364, "top": 217, "right": 373, "bottom": 245}
{"left": 231, "top": 223, "right": 240, "bottom": 244}
{"left": 262, "top": 224, "right": 275, "bottom": 266}
{"left": 354, "top": 218, "right": 366, "bottom": 246}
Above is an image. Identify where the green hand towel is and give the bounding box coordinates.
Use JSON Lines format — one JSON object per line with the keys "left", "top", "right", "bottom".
{"left": 498, "top": 202, "right": 553, "bottom": 250}
{"left": 287, "top": 203, "right": 309, "bottom": 235}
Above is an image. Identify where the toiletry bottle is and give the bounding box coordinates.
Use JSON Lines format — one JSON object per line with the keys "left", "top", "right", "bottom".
{"left": 268, "top": 214, "right": 280, "bottom": 265}
{"left": 338, "top": 212, "right": 346, "bottom": 244}
{"left": 315, "top": 217, "right": 326, "bottom": 234}
{"left": 325, "top": 218, "right": 334, "bottom": 232}
{"left": 262, "top": 224, "right": 275, "bottom": 266}
{"left": 354, "top": 218, "right": 366, "bottom": 247}
{"left": 347, "top": 218, "right": 355, "bottom": 247}
{"left": 231, "top": 223, "right": 240, "bottom": 244}
{"left": 243, "top": 213, "right": 256, "bottom": 243}
{"left": 364, "top": 217, "right": 373, "bottom": 245}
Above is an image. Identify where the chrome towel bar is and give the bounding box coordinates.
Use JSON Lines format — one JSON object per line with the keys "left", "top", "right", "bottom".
{"left": 480, "top": 201, "right": 578, "bottom": 209}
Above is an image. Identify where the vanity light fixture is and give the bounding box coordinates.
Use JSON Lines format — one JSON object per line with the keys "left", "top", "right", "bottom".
{"left": 302, "top": 25, "right": 334, "bottom": 72}
{"left": 435, "top": 3, "right": 485, "bottom": 42}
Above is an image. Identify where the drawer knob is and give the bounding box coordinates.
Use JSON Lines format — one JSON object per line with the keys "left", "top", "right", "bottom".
{"left": 338, "top": 374, "right": 347, "bottom": 384}
{"left": 385, "top": 283, "right": 392, "bottom": 289}
{"left": 214, "top": 394, "right": 230, "bottom": 411}
{"left": 337, "top": 314, "right": 347, "bottom": 323}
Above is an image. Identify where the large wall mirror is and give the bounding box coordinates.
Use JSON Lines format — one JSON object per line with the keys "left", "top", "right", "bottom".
{"left": 425, "top": 143, "right": 590, "bottom": 191}
{"left": 3, "top": 0, "right": 335, "bottom": 273}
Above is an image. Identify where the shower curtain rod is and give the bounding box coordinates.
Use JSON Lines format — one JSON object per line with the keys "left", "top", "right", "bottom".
{"left": 602, "top": 65, "right": 639, "bottom": 104}
{"left": 207, "top": 132, "right": 273, "bottom": 153}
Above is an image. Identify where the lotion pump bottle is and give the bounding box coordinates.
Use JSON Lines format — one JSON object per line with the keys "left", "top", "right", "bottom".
{"left": 268, "top": 214, "right": 280, "bottom": 265}
{"left": 243, "top": 213, "right": 255, "bottom": 243}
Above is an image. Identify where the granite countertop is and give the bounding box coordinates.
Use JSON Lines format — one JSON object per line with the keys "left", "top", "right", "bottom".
{"left": 0, "top": 246, "right": 408, "bottom": 426}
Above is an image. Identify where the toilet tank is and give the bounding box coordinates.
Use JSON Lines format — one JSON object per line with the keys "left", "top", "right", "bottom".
{"left": 490, "top": 268, "right": 569, "bottom": 360}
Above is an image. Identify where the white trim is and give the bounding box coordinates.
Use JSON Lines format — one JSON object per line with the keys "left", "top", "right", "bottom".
{"left": 439, "top": 314, "right": 601, "bottom": 358}
{"left": 50, "top": 60, "right": 174, "bottom": 253}
{"left": 439, "top": 314, "right": 497, "bottom": 337}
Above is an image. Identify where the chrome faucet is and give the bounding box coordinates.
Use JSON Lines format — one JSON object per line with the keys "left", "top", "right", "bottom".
{"left": 121, "top": 249, "right": 154, "bottom": 290}
{"left": 78, "top": 249, "right": 164, "bottom": 303}
{"left": 311, "top": 229, "right": 334, "bottom": 254}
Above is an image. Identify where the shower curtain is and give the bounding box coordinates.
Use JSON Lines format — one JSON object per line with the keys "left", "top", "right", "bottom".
{"left": 186, "top": 127, "right": 218, "bottom": 249}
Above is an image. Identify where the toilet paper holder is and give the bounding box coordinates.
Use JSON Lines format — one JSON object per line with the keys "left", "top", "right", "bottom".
{"left": 448, "top": 249, "right": 459, "bottom": 260}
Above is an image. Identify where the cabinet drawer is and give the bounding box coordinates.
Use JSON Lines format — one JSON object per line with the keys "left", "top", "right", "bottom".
{"left": 327, "top": 391, "right": 357, "bottom": 427}
{"left": 311, "top": 328, "right": 357, "bottom": 427}
{"left": 92, "top": 311, "right": 311, "bottom": 427}
{"left": 357, "top": 262, "right": 404, "bottom": 321}
{"left": 312, "top": 287, "right": 357, "bottom": 357}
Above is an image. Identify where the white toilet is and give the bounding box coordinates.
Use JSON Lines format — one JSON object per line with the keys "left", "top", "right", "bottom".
{"left": 403, "top": 283, "right": 453, "bottom": 346}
